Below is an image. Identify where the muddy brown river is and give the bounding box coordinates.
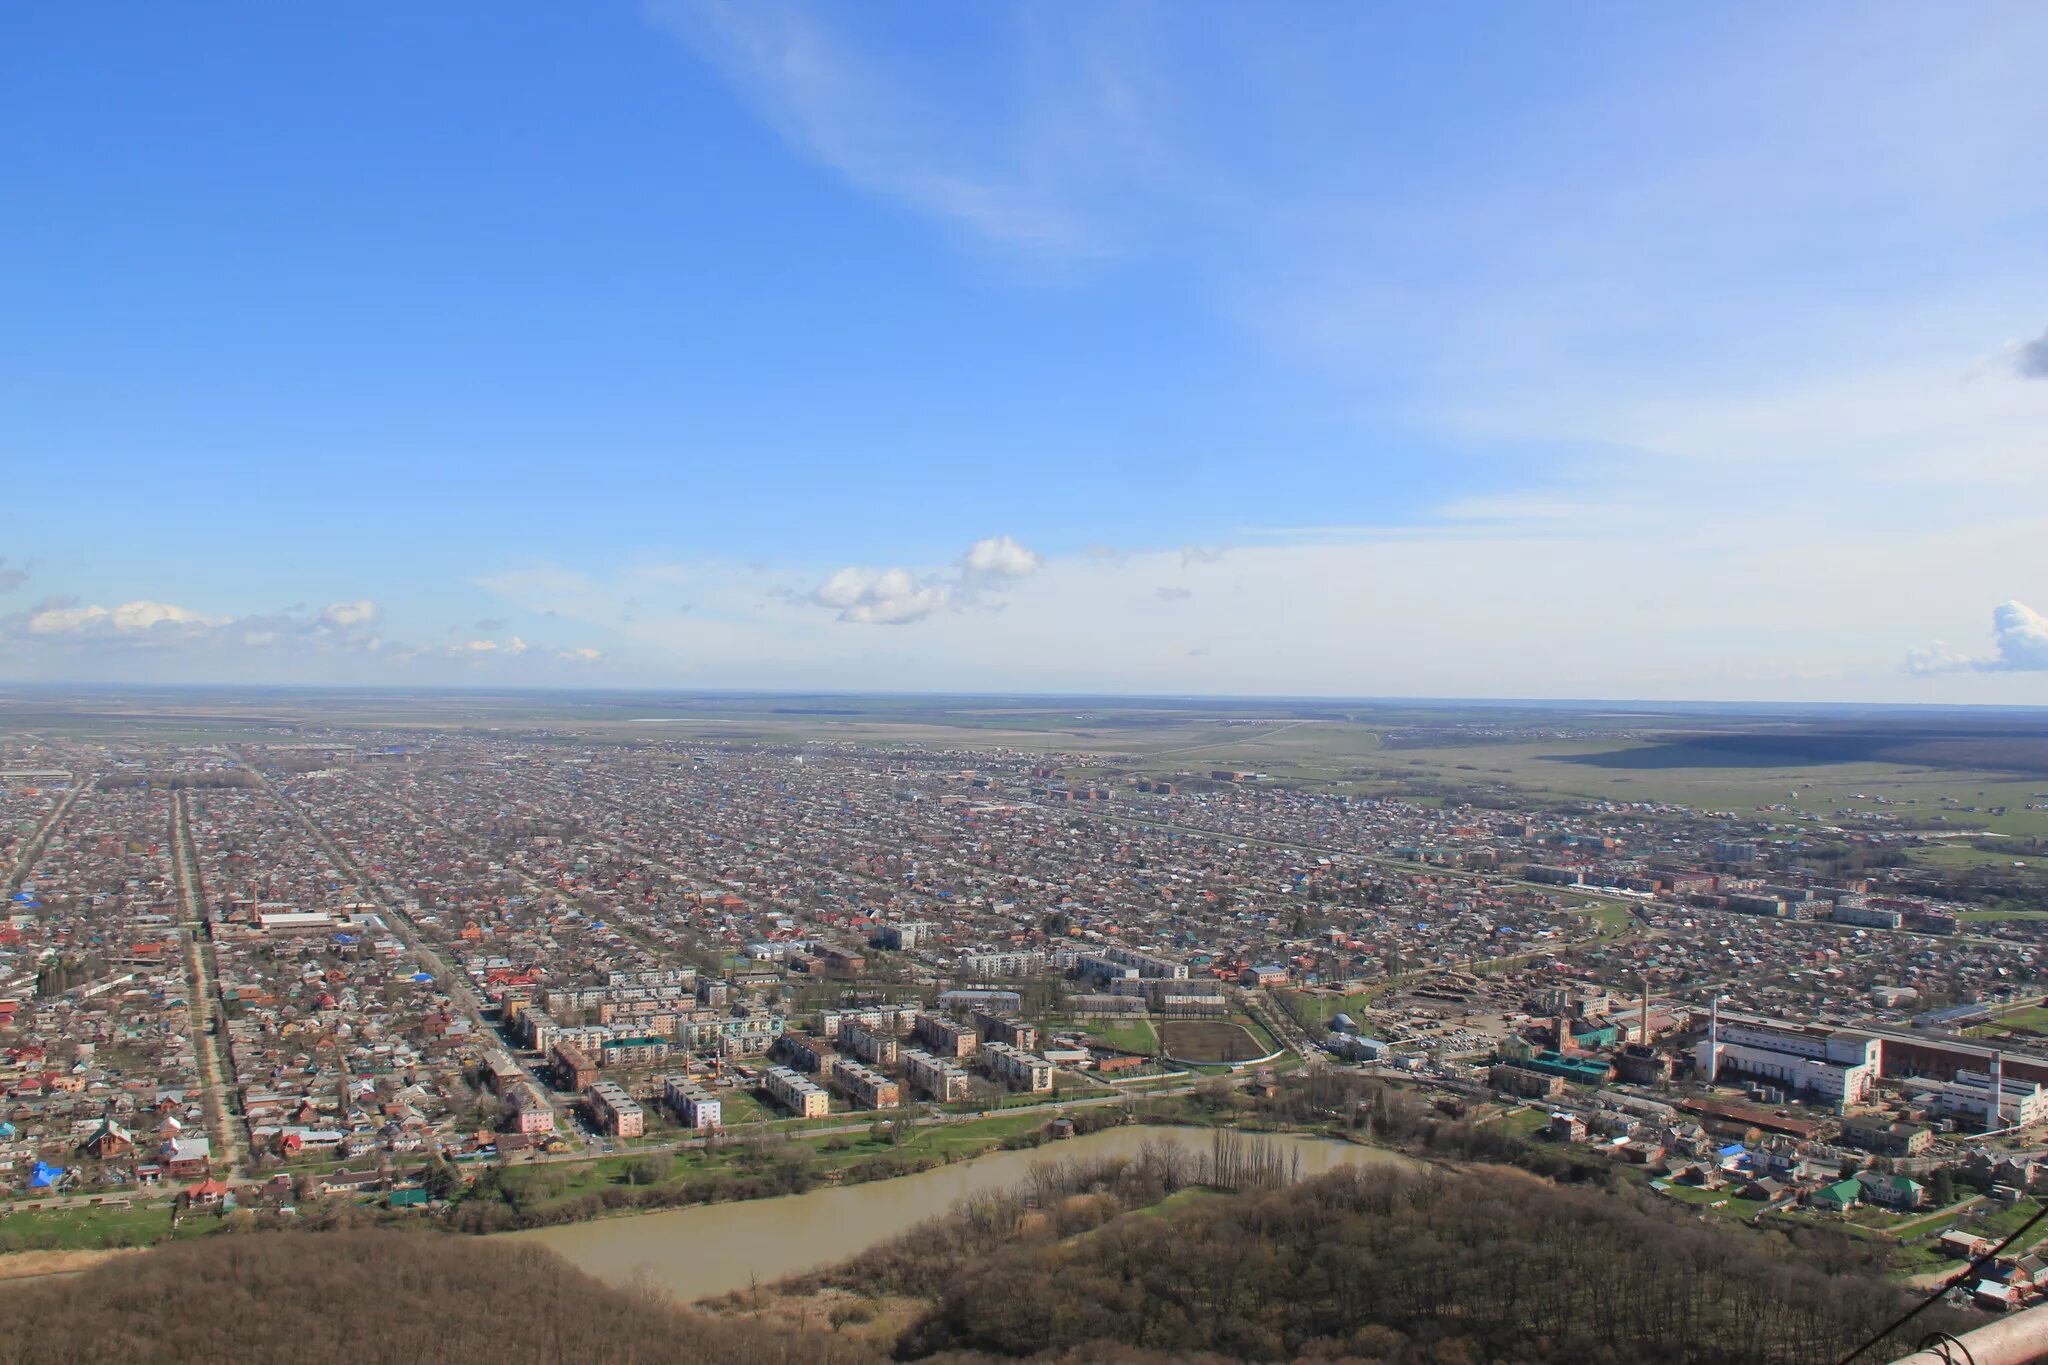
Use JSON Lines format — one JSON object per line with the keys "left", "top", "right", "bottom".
{"left": 510, "top": 1124, "right": 1414, "bottom": 1301}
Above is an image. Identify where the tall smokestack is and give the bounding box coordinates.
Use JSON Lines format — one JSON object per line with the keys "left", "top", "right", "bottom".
{"left": 1557, "top": 1013, "right": 1570, "bottom": 1054}
{"left": 1993, "top": 1050, "right": 2006, "bottom": 1128}
{"left": 1707, "top": 997, "right": 1721, "bottom": 1083}
{"left": 1640, "top": 978, "right": 1651, "bottom": 1045}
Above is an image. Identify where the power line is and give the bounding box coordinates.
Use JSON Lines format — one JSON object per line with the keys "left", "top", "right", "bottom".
{"left": 1834, "top": 1199, "right": 2048, "bottom": 1365}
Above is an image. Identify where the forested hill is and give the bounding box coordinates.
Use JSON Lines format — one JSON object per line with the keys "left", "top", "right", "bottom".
{"left": 0, "top": 1162, "right": 1959, "bottom": 1365}
{"left": 0, "top": 1231, "right": 875, "bottom": 1365}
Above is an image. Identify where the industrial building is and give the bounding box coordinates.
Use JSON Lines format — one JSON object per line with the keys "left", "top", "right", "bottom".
{"left": 1696, "top": 1008, "right": 1879, "bottom": 1110}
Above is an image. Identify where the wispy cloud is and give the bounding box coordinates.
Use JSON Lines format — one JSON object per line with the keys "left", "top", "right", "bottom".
{"left": 644, "top": 1, "right": 1173, "bottom": 256}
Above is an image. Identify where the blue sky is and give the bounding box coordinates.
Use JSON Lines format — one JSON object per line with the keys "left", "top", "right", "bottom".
{"left": 4, "top": 2, "right": 2046, "bottom": 698}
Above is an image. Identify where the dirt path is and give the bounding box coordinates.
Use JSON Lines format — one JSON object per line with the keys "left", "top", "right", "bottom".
{"left": 0, "top": 1246, "right": 140, "bottom": 1284}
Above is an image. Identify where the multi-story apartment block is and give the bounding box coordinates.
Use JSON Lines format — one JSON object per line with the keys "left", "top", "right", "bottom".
{"left": 838, "top": 1017, "right": 900, "bottom": 1065}
{"left": 764, "top": 1065, "right": 830, "bottom": 1118}
{"left": 598, "top": 1035, "right": 671, "bottom": 1068}
{"left": 958, "top": 949, "right": 1047, "bottom": 977}
{"left": 878, "top": 921, "right": 939, "bottom": 949}
{"left": 819, "top": 1004, "right": 919, "bottom": 1040}
{"left": 914, "top": 1012, "right": 978, "bottom": 1059}
{"left": 661, "top": 1075, "right": 723, "bottom": 1130}
{"left": 586, "top": 1080, "right": 644, "bottom": 1137}
{"left": 719, "top": 1012, "right": 786, "bottom": 1058}
{"left": 830, "top": 1057, "right": 901, "bottom": 1110}
{"left": 1103, "top": 945, "right": 1189, "bottom": 980}
{"left": 981, "top": 1041, "right": 1055, "bottom": 1093}
{"left": 973, "top": 1011, "right": 1038, "bottom": 1050}
{"left": 551, "top": 1040, "right": 597, "bottom": 1092}
{"left": 776, "top": 1031, "right": 833, "bottom": 1073}
{"left": 901, "top": 1048, "right": 974, "bottom": 1102}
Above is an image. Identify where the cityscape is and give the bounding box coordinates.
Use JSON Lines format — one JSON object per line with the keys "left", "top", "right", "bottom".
{"left": 10, "top": 698, "right": 2048, "bottom": 1361}
{"left": 8, "top": 1, "right": 2048, "bottom": 1362}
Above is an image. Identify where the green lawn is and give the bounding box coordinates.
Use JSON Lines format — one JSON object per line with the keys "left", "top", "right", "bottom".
{"left": 0, "top": 1200, "right": 208, "bottom": 1251}
{"left": 1483, "top": 1107, "right": 1551, "bottom": 1138}
{"left": 1966, "top": 1196, "right": 2043, "bottom": 1242}
{"left": 1654, "top": 1184, "right": 1769, "bottom": 1221}
{"left": 1084, "top": 1019, "right": 1160, "bottom": 1054}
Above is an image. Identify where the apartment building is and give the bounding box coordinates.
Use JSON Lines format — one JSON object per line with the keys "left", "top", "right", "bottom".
{"left": 958, "top": 948, "right": 1048, "bottom": 977}
{"left": 819, "top": 1004, "right": 919, "bottom": 1040}
{"left": 838, "top": 1017, "right": 900, "bottom": 1065}
{"left": 551, "top": 1040, "right": 597, "bottom": 1093}
{"left": 877, "top": 921, "right": 939, "bottom": 949}
{"left": 661, "top": 1075, "right": 723, "bottom": 1130}
{"left": 914, "top": 1012, "right": 978, "bottom": 1058}
{"left": 586, "top": 1081, "right": 644, "bottom": 1138}
{"left": 506, "top": 1083, "right": 556, "bottom": 1135}
{"left": 982, "top": 1041, "right": 1055, "bottom": 1093}
{"left": 974, "top": 1011, "right": 1038, "bottom": 1050}
{"left": 1103, "top": 945, "right": 1190, "bottom": 980}
{"left": 902, "top": 1047, "right": 973, "bottom": 1102}
{"left": 776, "top": 1032, "right": 833, "bottom": 1073}
{"left": 830, "top": 1057, "right": 902, "bottom": 1110}
{"left": 764, "top": 1065, "right": 830, "bottom": 1118}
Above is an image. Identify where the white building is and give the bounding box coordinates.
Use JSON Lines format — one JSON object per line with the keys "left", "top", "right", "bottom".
{"left": 661, "top": 1075, "right": 723, "bottom": 1130}
{"left": 1697, "top": 1014, "right": 1879, "bottom": 1110}
{"left": 1917, "top": 1069, "right": 2048, "bottom": 1130}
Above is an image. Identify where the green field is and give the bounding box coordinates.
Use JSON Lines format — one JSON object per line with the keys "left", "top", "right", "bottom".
{"left": 1158, "top": 1019, "right": 1272, "bottom": 1064}
{"left": 0, "top": 1200, "right": 211, "bottom": 1251}
{"left": 1082, "top": 1019, "right": 1160, "bottom": 1054}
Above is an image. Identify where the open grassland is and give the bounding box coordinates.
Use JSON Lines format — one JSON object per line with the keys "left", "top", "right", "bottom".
{"left": 1077, "top": 1018, "right": 1160, "bottom": 1053}
{"left": 0, "top": 1200, "right": 209, "bottom": 1252}
{"left": 1158, "top": 1019, "right": 1272, "bottom": 1063}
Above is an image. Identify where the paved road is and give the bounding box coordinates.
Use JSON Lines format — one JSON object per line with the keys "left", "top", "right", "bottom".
{"left": 3, "top": 779, "right": 86, "bottom": 894}
{"left": 168, "top": 789, "right": 253, "bottom": 1180}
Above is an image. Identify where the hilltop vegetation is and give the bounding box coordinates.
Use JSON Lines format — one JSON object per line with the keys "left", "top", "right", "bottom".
{"left": 1, "top": 1149, "right": 1960, "bottom": 1365}
{"left": 879, "top": 1163, "right": 1938, "bottom": 1364}
{"left": 0, "top": 1230, "right": 874, "bottom": 1365}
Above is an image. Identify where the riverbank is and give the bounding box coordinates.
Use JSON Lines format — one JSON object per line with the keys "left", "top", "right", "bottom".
{"left": 509, "top": 1124, "right": 1417, "bottom": 1302}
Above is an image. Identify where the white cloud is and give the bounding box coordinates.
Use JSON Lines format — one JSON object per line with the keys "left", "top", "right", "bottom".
{"left": 508, "top": 635, "right": 528, "bottom": 655}
{"left": 807, "top": 536, "right": 1045, "bottom": 626}
{"left": 1909, "top": 600, "right": 2048, "bottom": 674}
{"left": 811, "top": 567, "right": 952, "bottom": 625}
{"left": 452, "top": 639, "right": 499, "bottom": 654}
{"left": 27, "top": 600, "right": 225, "bottom": 635}
{"left": 556, "top": 646, "right": 603, "bottom": 663}
{"left": 320, "top": 599, "right": 383, "bottom": 630}
{"left": 961, "top": 535, "right": 1042, "bottom": 579}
